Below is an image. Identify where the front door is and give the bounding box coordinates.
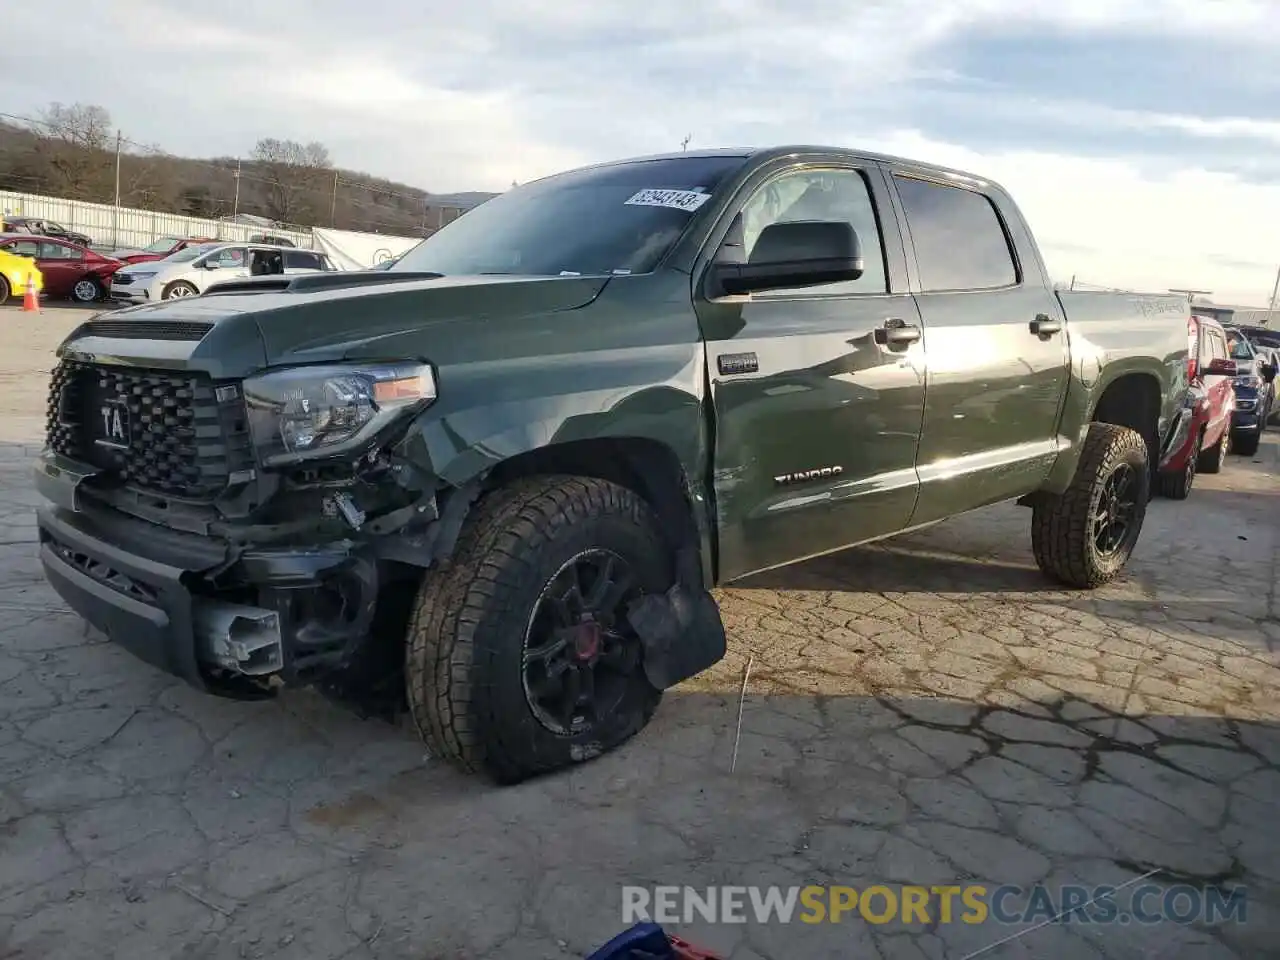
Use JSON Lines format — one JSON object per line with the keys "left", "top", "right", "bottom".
{"left": 696, "top": 163, "right": 927, "bottom": 582}
{"left": 890, "top": 173, "right": 1071, "bottom": 525}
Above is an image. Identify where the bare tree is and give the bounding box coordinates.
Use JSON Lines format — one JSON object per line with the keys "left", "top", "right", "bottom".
{"left": 250, "top": 138, "right": 332, "bottom": 223}
{"left": 35, "top": 102, "right": 113, "bottom": 199}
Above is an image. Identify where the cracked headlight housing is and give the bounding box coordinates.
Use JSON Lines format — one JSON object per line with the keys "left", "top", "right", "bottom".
{"left": 243, "top": 362, "right": 436, "bottom": 467}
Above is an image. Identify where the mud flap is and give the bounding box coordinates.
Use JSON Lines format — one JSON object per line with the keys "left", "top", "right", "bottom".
{"left": 624, "top": 547, "right": 727, "bottom": 690}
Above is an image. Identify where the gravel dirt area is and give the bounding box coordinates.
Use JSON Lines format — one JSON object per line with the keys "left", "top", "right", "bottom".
{"left": 1, "top": 305, "right": 1277, "bottom": 959}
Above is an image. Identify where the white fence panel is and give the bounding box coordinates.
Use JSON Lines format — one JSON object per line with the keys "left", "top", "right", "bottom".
{"left": 0, "top": 190, "right": 313, "bottom": 250}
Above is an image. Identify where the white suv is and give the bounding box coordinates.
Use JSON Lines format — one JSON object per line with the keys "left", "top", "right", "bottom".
{"left": 110, "top": 243, "right": 337, "bottom": 304}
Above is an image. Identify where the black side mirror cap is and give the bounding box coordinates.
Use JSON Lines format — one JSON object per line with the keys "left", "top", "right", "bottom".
{"left": 711, "top": 220, "right": 863, "bottom": 297}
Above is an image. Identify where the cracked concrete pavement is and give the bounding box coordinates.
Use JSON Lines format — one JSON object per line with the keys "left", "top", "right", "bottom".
{"left": 1, "top": 306, "right": 1278, "bottom": 959}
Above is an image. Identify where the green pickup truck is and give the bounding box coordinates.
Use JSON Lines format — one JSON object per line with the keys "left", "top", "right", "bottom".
{"left": 34, "top": 146, "right": 1191, "bottom": 783}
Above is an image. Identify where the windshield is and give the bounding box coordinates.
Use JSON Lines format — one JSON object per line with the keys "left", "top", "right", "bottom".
{"left": 144, "top": 237, "right": 180, "bottom": 253}
{"left": 1226, "top": 333, "right": 1255, "bottom": 360}
{"left": 392, "top": 155, "right": 748, "bottom": 278}
{"left": 163, "top": 243, "right": 220, "bottom": 264}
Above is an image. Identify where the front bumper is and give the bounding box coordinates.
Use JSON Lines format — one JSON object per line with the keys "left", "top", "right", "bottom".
{"left": 35, "top": 452, "right": 380, "bottom": 694}
{"left": 1232, "top": 397, "right": 1263, "bottom": 431}
{"left": 39, "top": 503, "right": 209, "bottom": 684}
{"left": 109, "top": 283, "right": 150, "bottom": 304}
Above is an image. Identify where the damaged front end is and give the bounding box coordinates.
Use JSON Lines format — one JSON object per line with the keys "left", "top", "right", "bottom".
{"left": 35, "top": 350, "right": 462, "bottom": 699}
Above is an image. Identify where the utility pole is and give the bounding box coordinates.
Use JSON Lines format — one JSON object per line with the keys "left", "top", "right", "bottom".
{"left": 232, "top": 159, "right": 241, "bottom": 219}
{"left": 112, "top": 130, "right": 122, "bottom": 249}
{"left": 1266, "top": 264, "right": 1279, "bottom": 327}
{"left": 1069, "top": 274, "right": 1076, "bottom": 291}
{"left": 330, "top": 172, "right": 339, "bottom": 227}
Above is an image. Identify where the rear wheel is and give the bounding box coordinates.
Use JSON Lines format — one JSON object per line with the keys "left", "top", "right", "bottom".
{"left": 1032, "top": 423, "right": 1149, "bottom": 589}
{"left": 71, "top": 276, "right": 103, "bottom": 303}
{"left": 1157, "top": 432, "right": 1199, "bottom": 500}
{"left": 1198, "top": 428, "right": 1227, "bottom": 473}
{"left": 405, "top": 475, "right": 669, "bottom": 783}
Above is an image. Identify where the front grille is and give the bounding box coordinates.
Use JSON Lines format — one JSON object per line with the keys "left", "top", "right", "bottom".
{"left": 46, "top": 360, "right": 255, "bottom": 499}
{"left": 68, "top": 320, "right": 212, "bottom": 342}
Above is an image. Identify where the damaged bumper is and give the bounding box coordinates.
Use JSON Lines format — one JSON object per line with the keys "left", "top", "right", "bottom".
{"left": 37, "top": 501, "right": 379, "bottom": 694}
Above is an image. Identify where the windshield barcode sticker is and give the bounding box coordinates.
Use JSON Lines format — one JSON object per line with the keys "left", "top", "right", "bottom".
{"left": 624, "top": 189, "right": 712, "bottom": 212}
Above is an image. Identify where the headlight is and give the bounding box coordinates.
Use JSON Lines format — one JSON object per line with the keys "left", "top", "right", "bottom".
{"left": 130, "top": 271, "right": 158, "bottom": 282}
{"left": 243, "top": 362, "right": 436, "bottom": 467}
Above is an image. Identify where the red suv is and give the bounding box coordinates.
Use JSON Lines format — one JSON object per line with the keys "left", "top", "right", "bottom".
{"left": 1158, "top": 314, "right": 1237, "bottom": 498}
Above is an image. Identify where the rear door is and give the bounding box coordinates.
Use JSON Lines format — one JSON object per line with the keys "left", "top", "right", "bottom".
{"left": 1201, "top": 324, "right": 1234, "bottom": 443}
{"left": 696, "top": 160, "right": 927, "bottom": 581}
{"left": 36, "top": 240, "right": 91, "bottom": 297}
{"left": 888, "top": 171, "right": 1070, "bottom": 525}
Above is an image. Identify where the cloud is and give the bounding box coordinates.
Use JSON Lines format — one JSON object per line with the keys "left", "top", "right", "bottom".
{"left": 865, "top": 130, "right": 1280, "bottom": 303}
{"left": 2, "top": 0, "right": 1278, "bottom": 301}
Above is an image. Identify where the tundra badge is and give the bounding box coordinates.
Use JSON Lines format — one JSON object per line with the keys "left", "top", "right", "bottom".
{"left": 774, "top": 466, "right": 844, "bottom": 485}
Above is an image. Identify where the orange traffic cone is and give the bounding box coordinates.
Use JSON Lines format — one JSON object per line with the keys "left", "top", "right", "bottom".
{"left": 21, "top": 274, "right": 38, "bottom": 313}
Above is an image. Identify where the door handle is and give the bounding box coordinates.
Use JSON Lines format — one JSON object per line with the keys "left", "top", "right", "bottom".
{"left": 1030, "top": 314, "right": 1062, "bottom": 336}
{"left": 875, "top": 318, "right": 922, "bottom": 347}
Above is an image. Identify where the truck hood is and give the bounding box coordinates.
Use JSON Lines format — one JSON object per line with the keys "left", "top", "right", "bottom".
{"left": 58, "top": 273, "right": 611, "bottom": 379}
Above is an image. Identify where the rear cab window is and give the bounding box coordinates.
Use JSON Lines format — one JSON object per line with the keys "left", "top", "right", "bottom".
{"left": 893, "top": 176, "right": 1018, "bottom": 291}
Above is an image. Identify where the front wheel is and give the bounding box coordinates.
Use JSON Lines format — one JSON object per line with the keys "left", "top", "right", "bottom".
{"left": 0, "top": 275, "right": 9, "bottom": 302}
{"left": 405, "top": 476, "right": 669, "bottom": 783}
{"left": 1032, "top": 423, "right": 1149, "bottom": 589}
{"left": 162, "top": 280, "right": 199, "bottom": 300}
{"left": 71, "top": 276, "right": 103, "bottom": 303}
{"left": 1232, "top": 430, "right": 1260, "bottom": 457}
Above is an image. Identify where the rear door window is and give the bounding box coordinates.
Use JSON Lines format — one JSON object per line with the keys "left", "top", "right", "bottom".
{"left": 284, "top": 251, "right": 324, "bottom": 271}
{"left": 1207, "top": 330, "right": 1228, "bottom": 362}
{"left": 894, "top": 176, "right": 1018, "bottom": 291}
{"left": 39, "top": 242, "right": 80, "bottom": 260}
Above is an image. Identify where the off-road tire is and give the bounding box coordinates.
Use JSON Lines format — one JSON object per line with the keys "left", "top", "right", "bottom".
{"left": 1157, "top": 431, "right": 1199, "bottom": 500}
{"left": 405, "top": 475, "right": 669, "bottom": 783}
{"left": 1032, "top": 423, "right": 1149, "bottom": 589}
{"left": 1232, "top": 430, "right": 1260, "bottom": 457}
{"left": 1198, "top": 428, "right": 1227, "bottom": 473}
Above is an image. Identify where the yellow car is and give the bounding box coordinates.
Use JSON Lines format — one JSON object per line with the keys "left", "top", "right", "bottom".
{"left": 0, "top": 247, "right": 44, "bottom": 302}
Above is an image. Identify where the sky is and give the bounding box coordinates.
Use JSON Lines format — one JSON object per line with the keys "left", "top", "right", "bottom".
{"left": 4, "top": 0, "right": 1280, "bottom": 305}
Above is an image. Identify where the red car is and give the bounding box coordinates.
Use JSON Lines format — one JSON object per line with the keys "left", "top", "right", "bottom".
{"left": 1157, "top": 313, "right": 1237, "bottom": 498}
{"left": 0, "top": 234, "right": 125, "bottom": 303}
{"left": 106, "top": 235, "right": 218, "bottom": 264}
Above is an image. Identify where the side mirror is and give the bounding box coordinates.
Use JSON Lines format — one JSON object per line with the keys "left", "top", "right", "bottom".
{"left": 1204, "top": 358, "right": 1237, "bottom": 377}
{"left": 1262, "top": 363, "right": 1277, "bottom": 383}
{"left": 204, "top": 261, "right": 221, "bottom": 270}
{"left": 711, "top": 221, "right": 863, "bottom": 296}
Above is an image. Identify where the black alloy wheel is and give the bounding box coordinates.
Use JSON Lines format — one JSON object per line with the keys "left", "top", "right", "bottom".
{"left": 522, "top": 548, "right": 644, "bottom": 736}
{"left": 1093, "top": 462, "right": 1139, "bottom": 557}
